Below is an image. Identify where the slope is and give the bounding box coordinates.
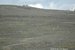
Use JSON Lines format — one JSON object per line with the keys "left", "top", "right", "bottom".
{"left": 0, "top": 5, "right": 75, "bottom": 50}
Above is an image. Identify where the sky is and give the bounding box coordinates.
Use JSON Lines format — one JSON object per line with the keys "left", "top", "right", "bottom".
{"left": 0, "top": 0, "right": 75, "bottom": 11}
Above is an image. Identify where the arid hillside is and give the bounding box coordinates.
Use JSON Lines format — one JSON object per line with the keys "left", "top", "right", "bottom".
{"left": 0, "top": 5, "right": 75, "bottom": 50}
